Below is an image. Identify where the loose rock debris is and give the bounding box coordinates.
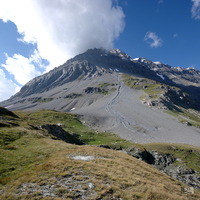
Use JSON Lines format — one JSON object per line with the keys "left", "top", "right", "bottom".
{"left": 15, "top": 174, "right": 97, "bottom": 199}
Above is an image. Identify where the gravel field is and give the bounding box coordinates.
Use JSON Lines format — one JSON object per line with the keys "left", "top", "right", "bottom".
{"left": 73, "top": 73, "right": 200, "bottom": 147}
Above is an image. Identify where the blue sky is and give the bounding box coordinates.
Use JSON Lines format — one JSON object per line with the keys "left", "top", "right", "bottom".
{"left": 0, "top": 0, "right": 200, "bottom": 101}
{"left": 116, "top": 0, "right": 200, "bottom": 69}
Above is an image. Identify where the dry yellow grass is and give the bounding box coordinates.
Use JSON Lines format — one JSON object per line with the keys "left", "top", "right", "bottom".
{"left": 1, "top": 138, "right": 200, "bottom": 199}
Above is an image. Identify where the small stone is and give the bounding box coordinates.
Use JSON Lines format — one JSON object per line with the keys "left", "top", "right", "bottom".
{"left": 88, "top": 183, "right": 95, "bottom": 189}
{"left": 43, "top": 192, "right": 51, "bottom": 197}
{"left": 184, "top": 121, "right": 191, "bottom": 126}
{"left": 181, "top": 187, "right": 194, "bottom": 194}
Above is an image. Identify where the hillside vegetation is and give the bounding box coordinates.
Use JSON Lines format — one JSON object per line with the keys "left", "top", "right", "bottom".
{"left": 122, "top": 74, "right": 200, "bottom": 128}
{"left": 1, "top": 108, "right": 200, "bottom": 199}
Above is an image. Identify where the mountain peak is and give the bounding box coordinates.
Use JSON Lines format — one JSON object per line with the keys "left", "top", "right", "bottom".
{"left": 1, "top": 48, "right": 200, "bottom": 107}
{"left": 109, "top": 49, "right": 132, "bottom": 61}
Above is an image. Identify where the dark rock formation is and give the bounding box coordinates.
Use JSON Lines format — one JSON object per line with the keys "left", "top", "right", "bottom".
{"left": 41, "top": 124, "right": 84, "bottom": 145}
{"left": 0, "top": 106, "right": 19, "bottom": 118}
{"left": 64, "top": 93, "right": 82, "bottom": 99}
{"left": 84, "top": 87, "right": 107, "bottom": 94}
{"left": 126, "top": 148, "right": 200, "bottom": 190}
{"left": 98, "top": 145, "right": 200, "bottom": 190}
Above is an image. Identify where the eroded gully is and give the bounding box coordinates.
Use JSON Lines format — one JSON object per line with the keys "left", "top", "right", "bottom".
{"left": 105, "top": 74, "right": 153, "bottom": 137}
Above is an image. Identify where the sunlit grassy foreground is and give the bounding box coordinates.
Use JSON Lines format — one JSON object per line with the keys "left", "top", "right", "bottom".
{"left": 0, "top": 109, "right": 200, "bottom": 199}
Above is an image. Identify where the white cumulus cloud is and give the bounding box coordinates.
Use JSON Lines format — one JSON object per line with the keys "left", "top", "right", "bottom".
{"left": 144, "top": 32, "right": 163, "bottom": 48}
{"left": 0, "top": 0, "right": 125, "bottom": 101}
{"left": 0, "top": 0, "right": 125, "bottom": 70}
{"left": 191, "top": 0, "right": 200, "bottom": 19}
{"left": 0, "top": 69, "right": 20, "bottom": 102}
{"left": 173, "top": 33, "right": 178, "bottom": 38}
{"left": 2, "top": 51, "right": 42, "bottom": 85}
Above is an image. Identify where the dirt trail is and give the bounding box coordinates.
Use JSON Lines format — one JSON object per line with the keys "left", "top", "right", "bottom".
{"left": 105, "top": 74, "right": 152, "bottom": 137}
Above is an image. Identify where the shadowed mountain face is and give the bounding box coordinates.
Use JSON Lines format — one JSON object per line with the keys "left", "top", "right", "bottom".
{"left": 1, "top": 48, "right": 200, "bottom": 146}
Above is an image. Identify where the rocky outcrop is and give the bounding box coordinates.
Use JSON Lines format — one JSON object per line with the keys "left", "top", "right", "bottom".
{"left": 0, "top": 106, "right": 19, "bottom": 118}
{"left": 141, "top": 84, "right": 200, "bottom": 111}
{"left": 84, "top": 87, "right": 102, "bottom": 94}
{"left": 98, "top": 145, "right": 200, "bottom": 190}
{"left": 41, "top": 124, "right": 84, "bottom": 145}
{"left": 17, "top": 173, "right": 97, "bottom": 199}
{"left": 64, "top": 93, "right": 82, "bottom": 99}
{"left": 0, "top": 107, "right": 20, "bottom": 127}
{"left": 126, "top": 148, "right": 200, "bottom": 190}
{"left": 84, "top": 87, "right": 108, "bottom": 95}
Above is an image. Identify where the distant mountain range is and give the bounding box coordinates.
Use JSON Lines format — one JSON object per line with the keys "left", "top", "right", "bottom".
{"left": 1, "top": 48, "right": 200, "bottom": 146}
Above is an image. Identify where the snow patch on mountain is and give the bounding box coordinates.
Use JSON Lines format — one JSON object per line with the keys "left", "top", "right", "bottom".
{"left": 156, "top": 73, "right": 165, "bottom": 80}
{"left": 153, "top": 61, "right": 161, "bottom": 65}
{"left": 174, "top": 66, "right": 183, "bottom": 72}
{"left": 187, "top": 67, "right": 196, "bottom": 70}
{"left": 141, "top": 58, "right": 147, "bottom": 63}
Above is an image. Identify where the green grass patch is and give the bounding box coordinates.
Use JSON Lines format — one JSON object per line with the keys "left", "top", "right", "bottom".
{"left": 122, "top": 74, "right": 164, "bottom": 98}
{"left": 15, "top": 110, "right": 84, "bottom": 129}
{"left": 123, "top": 73, "right": 200, "bottom": 128}
{"left": 14, "top": 110, "right": 132, "bottom": 147}
{"left": 111, "top": 87, "right": 117, "bottom": 92}
{"left": 0, "top": 136, "right": 69, "bottom": 185}
{"left": 122, "top": 74, "right": 139, "bottom": 88}
{"left": 37, "top": 98, "right": 53, "bottom": 103}
{"left": 165, "top": 108, "right": 200, "bottom": 128}
{"left": 97, "top": 82, "right": 116, "bottom": 95}
{"left": 98, "top": 90, "right": 108, "bottom": 95}
{"left": 64, "top": 93, "right": 83, "bottom": 99}
{"left": 77, "top": 130, "right": 131, "bottom": 147}
{"left": 0, "top": 128, "right": 27, "bottom": 146}
{"left": 98, "top": 82, "right": 111, "bottom": 87}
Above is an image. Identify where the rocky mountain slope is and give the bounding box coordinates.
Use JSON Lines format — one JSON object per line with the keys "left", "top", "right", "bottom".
{"left": 3, "top": 48, "right": 200, "bottom": 101}
{"left": 1, "top": 48, "right": 200, "bottom": 147}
